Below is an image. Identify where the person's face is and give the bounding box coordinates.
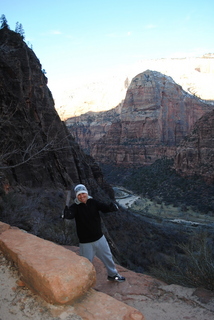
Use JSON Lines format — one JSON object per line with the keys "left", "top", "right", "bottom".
{"left": 77, "top": 192, "right": 88, "bottom": 204}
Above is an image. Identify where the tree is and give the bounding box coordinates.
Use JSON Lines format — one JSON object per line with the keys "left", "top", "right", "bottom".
{"left": 15, "top": 21, "right": 19, "bottom": 32}
{"left": 0, "top": 14, "right": 9, "bottom": 29}
{"left": 15, "top": 21, "right": 25, "bottom": 39}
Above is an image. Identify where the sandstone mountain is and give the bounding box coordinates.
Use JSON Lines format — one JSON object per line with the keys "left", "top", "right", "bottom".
{"left": 66, "top": 70, "right": 214, "bottom": 167}
{"left": 56, "top": 54, "right": 214, "bottom": 120}
{"left": 0, "top": 27, "right": 113, "bottom": 201}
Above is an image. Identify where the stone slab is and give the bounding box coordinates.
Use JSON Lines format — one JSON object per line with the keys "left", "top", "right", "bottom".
{"left": 0, "top": 224, "right": 96, "bottom": 304}
{"left": 72, "top": 289, "right": 145, "bottom": 320}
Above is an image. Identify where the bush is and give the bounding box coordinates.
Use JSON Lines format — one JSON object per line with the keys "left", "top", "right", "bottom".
{"left": 150, "top": 231, "right": 214, "bottom": 291}
{"left": 0, "top": 187, "right": 79, "bottom": 245}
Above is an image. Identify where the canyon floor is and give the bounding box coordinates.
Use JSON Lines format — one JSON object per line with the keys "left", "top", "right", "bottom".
{"left": 1, "top": 248, "right": 214, "bottom": 320}
{"left": 114, "top": 186, "right": 214, "bottom": 225}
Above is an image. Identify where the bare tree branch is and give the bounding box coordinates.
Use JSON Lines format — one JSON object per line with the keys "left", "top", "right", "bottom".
{"left": 0, "top": 107, "right": 72, "bottom": 170}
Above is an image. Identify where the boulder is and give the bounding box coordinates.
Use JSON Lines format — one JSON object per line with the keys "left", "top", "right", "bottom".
{"left": 0, "top": 223, "right": 96, "bottom": 304}
{"left": 0, "top": 221, "right": 10, "bottom": 233}
{"left": 0, "top": 222, "right": 145, "bottom": 319}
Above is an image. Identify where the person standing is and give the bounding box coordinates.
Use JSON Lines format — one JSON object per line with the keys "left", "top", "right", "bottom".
{"left": 62, "top": 184, "right": 125, "bottom": 282}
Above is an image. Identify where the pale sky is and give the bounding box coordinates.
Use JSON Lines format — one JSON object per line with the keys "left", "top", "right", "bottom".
{"left": 1, "top": 0, "right": 214, "bottom": 100}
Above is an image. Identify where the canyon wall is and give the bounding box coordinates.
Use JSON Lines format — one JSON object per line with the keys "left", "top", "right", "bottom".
{"left": 66, "top": 70, "right": 213, "bottom": 167}
{"left": 56, "top": 55, "right": 214, "bottom": 120}
{"left": 0, "top": 27, "right": 113, "bottom": 201}
{"left": 174, "top": 110, "right": 214, "bottom": 183}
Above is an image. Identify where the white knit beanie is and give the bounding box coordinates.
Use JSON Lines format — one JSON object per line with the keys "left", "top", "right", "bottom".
{"left": 74, "top": 184, "right": 88, "bottom": 197}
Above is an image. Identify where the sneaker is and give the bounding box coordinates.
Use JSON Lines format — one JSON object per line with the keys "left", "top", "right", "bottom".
{"left": 107, "top": 274, "right": 126, "bottom": 282}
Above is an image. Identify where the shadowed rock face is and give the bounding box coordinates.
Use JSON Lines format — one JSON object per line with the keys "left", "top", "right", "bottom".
{"left": 174, "top": 110, "right": 214, "bottom": 183}
{"left": 66, "top": 70, "right": 213, "bottom": 167}
{"left": 0, "top": 27, "right": 113, "bottom": 200}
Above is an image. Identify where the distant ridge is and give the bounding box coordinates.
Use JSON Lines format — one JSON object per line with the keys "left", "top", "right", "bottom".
{"left": 56, "top": 55, "right": 214, "bottom": 120}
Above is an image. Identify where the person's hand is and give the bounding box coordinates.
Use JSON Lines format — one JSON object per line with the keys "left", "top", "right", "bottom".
{"left": 110, "top": 202, "right": 119, "bottom": 211}
{"left": 61, "top": 205, "right": 69, "bottom": 219}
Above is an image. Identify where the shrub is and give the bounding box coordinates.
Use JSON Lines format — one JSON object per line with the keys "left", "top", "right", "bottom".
{"left": 150, "top": 231, "right": 214, "bottom": 291}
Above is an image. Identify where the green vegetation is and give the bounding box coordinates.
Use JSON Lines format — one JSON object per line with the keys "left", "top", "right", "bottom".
{"left": 101, "top": 158, "right": 214, "bottom": 215}
{"left": 0, "top": 14, "right": 9, "bottom": 29}
{"left": 150, "top": 231, "right": 214, "bottom": 291}
{"left": 1, "top": 14, "right": 26, "bottom": 40}
{"left": 15, "top": 21, "right": 25, "bottom": 39}
{"left": 0, "top": 187, "right": 78, "bottom": 246}
{"left": 102, "top": 160, "right": 214, "bottom": 290}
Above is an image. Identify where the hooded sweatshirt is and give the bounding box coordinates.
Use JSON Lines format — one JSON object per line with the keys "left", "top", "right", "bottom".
{"left": 63, "top": 198, "right": 117, "bottom": 243}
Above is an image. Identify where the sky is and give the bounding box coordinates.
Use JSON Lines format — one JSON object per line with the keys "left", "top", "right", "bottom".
{"left": 1, "top": 0, "right": 214, "bottom": 101}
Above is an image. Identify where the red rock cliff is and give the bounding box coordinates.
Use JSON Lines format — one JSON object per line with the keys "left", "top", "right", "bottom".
{"left": 66, "top": 70, "right": 213, "bottom": 166}
{"left": 174, "top": 110, "right": 214, "bottom": 183}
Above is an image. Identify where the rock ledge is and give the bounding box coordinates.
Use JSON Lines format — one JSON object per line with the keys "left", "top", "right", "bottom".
{"left": 0, "top": 221, "right": 144, "bottom": 319}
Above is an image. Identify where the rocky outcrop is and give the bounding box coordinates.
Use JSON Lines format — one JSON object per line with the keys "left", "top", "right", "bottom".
{"left": 0, "top": 27, "right": 120, "bottom": 261}
{"left": 66, "top": 70, "right": 213, "bottom": 166}
{"left": 0, "top": 27, "right": 113, "bottom": 200}
{"left": 174, "top": 110, "right": 214, "bottom": 183}
{"left": 0, "top": 221, "right": 144, "bottom": 319}
{"left": 0, "top": 224, "right": 96, "bottom": 304}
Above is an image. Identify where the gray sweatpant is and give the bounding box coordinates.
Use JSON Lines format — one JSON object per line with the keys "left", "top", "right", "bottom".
{"left": 79, "top": 235, "right": 118, "bottom": 277}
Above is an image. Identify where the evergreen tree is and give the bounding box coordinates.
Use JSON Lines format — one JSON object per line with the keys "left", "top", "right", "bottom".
{"left": 15, "top": 21, "right": 19, "bottom": 32}
{"left": 0, "top": 14, "right": 9, "bottom": 29}
{"left": 15, "top": 21, "right": 25, "bottom": 39}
